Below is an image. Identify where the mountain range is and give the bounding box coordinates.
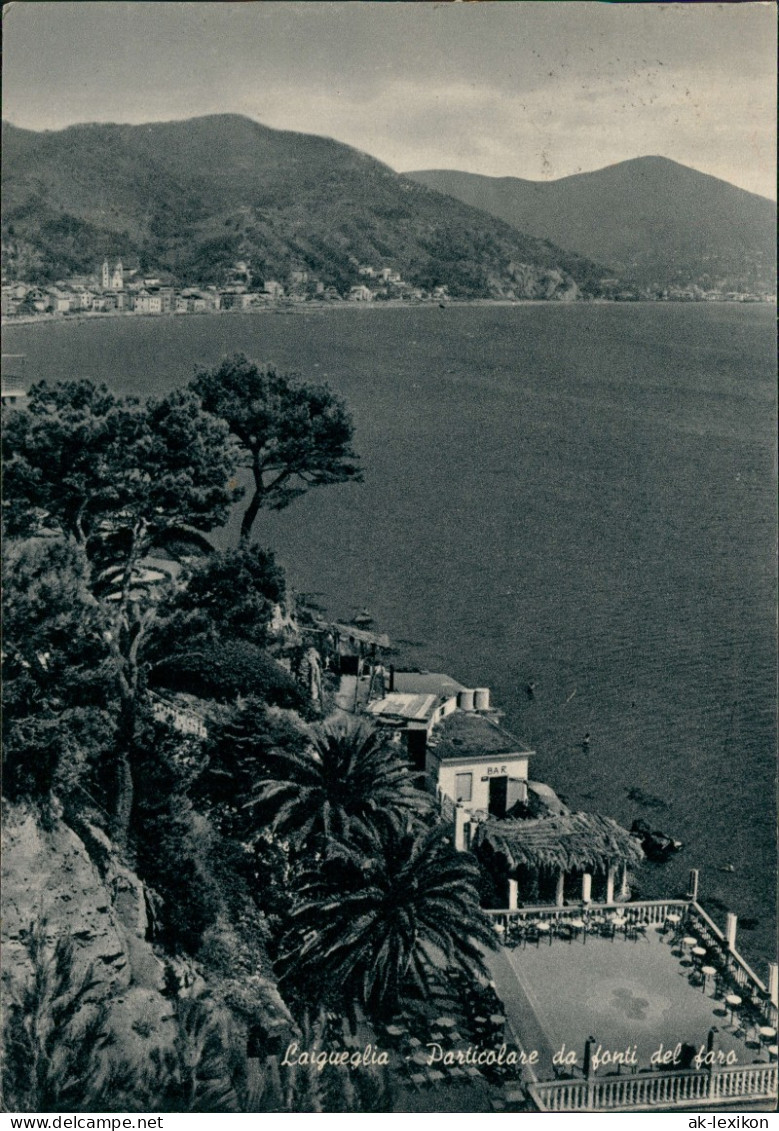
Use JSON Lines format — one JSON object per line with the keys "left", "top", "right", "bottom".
{"left": 0, "top": 115, "right": 605, "bottom": 299}
{"left": 407, "top": 159, "right": 776, "bottom": 295}
{"left": 3, "top": 115, "right": 774, "bottom": 299}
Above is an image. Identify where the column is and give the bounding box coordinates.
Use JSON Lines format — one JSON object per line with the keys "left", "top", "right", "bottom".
{"left": 768, "top": 963, "right": 778, "bottom": 1008}
{"left": 725, "top": 912, "right": 737, "bottom": 951}
{"left": 508, "top": 878, "right": 519, "bottom": 911}
{"left": 581, "top": 872, "right": 592, "bottom": 905}
{"left": 605, "top": 866, "right": 616, "bottom": 905}
{"left": 688, "top": 869, "right": 699, "bottom": 901}
{"left": 619, "top": 865, "right": 630, "bottom": 900}
{"left": 555, "top": 871, "right": 565, "bottom": 907}
{"left": 454, "top": 806, "right": 469, "bottom": 852}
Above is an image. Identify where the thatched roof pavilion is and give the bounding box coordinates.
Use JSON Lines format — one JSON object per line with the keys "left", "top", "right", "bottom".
{"left": 473, "top": 812, "right": 644, "bottom": 875}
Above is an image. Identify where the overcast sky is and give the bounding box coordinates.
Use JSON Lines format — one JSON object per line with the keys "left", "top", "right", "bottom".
{"left": 2, "top": 1, "right": 776, "bottom": 198}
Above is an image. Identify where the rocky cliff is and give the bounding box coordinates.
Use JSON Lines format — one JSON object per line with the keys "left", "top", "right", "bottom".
{"left": 2, "top": 801, "right": 176, "bottom": 1064}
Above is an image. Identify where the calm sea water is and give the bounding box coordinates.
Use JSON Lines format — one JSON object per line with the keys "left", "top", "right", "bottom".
{"left": 4, "top": 303, "right": 776, "bottom": 972}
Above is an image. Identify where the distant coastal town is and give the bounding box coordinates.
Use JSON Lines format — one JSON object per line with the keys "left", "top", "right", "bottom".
{"left": 1, "top": 256, "right": 452, "bottom": 321}
{"left": 2, "top": 256, "right": 774, "bottom": 323}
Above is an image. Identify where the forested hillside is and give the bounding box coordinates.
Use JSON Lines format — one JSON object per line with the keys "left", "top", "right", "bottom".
{"left": 1, "top": 116, "right": 607, "bottom": 298}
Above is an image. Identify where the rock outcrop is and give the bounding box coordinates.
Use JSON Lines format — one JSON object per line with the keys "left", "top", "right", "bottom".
{"left": 2, "top": 802, "right": 174, "bottom": 1060}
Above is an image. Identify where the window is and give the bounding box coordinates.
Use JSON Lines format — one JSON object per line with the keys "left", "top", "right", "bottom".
{"left": 455, "top": 772, "right": 473, "bottom": 803}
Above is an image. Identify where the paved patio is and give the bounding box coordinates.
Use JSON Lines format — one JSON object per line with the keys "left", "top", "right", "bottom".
{"left": 487, "top": 927, "right": 770, "bottom": 1082}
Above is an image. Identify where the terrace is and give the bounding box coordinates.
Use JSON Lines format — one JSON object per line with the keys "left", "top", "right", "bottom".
{"left": 485, "top": 900, "right": 778, "bottom": 1112}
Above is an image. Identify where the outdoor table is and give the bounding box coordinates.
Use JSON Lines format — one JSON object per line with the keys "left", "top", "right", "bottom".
{"left": 412, "top": 1049, "right": 430, "bottom": 1066}
{"left": 665, "top": 914, "right": 681, "bottom": 924}
{"left": 569, "top": 917, "right": 586, "bottom": 941}
{"left": 489, "top": 1014, "right": 506, "bottom": 1026}
{"left": 536, "top": 921, "right": 552, "bottom": 944}
{"left": 725, "top": 994, "right": 742, "bottom": 1026}
{"left": 434, "top": 1017, "right": 457, "bottom": 1029}
{"left": 681, "top": 935, "right": 697, "bottom": 955}
{"left": 767, "top": 1045, "right": 778, "bottom": 1062}
{"left": 701, "top": 965, "right": 717, "bottom": 993}
{"left": 692, "top": 946, "right": 707, "bottom": 961}
{"left": 385, "top": 1024, "right": 405, "bottom": 1038}
{"left": 758, "top": 1026, "right": 777, "bottom": 1041}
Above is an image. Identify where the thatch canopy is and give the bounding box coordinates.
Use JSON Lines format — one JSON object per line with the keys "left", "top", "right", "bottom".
{"left": 472, "top": 812, "right": 644, "bottom": 875}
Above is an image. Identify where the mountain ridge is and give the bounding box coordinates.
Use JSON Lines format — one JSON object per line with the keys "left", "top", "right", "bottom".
{"left": 406, "top": 158, "right": 776, "bottom": 294}
{"left": 1, "top": 114, "right": 607, "bottom": 299}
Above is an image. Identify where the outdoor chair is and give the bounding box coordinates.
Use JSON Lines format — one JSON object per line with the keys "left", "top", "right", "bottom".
{"left": 524, "top": 924, "right": 541, "bottom": 947}
{"left": 507, "top": 924, "right": 525, "bottom": 948}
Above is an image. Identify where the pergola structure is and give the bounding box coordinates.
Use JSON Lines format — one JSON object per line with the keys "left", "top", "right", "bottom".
{"left": 472, "top": 811, "right": 645, "bottom": 908}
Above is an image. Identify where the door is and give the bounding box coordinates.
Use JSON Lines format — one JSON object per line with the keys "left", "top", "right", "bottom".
{"left": 488, "top": 775, "right": 508, "bottom": 819}
{"left": 406, "top": 729, "right": 427, "bottom": 774}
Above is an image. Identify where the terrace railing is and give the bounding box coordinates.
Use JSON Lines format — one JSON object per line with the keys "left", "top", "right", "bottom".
{"left": 686, "top": 903, "right": 779, "bottom": 1031}
{"left": 528, "top": 1064, "right": 777, "bottom": 1112}
{"left": 487, "top": 898, "right": 688, "bottom": 932}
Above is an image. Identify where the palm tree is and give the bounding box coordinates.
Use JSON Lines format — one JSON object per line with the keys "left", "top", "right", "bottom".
{"left": 276, "top": 821, "right": 499, "bottom": 1020}
{"left": 247, "top": 716, "right": 432, "bottom": 849}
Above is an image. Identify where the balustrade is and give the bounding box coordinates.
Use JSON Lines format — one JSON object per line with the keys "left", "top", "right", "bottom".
{"left": 529, "top": 1065, "right": 777, "bottom": 1112}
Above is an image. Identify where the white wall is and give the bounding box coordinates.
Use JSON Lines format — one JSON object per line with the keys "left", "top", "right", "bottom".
{"left": 434, "top": 753, "right": 530, "bottom": 813}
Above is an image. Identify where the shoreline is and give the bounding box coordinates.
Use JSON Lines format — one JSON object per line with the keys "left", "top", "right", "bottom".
{"left": 3, "top": 296, "right": 774, "bottom": 331}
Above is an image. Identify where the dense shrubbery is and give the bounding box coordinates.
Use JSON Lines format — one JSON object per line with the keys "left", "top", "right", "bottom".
{"left": 1, "top": 538, "right": 115, "bottom": 807}
{"left": 129, "top": 719, "right": 221, "bottom": 952}
{"left": 150, "top": 639, "right": 306, "bottom": 711}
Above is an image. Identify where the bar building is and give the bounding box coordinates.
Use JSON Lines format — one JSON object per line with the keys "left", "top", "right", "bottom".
{"left": 368, "top": 671, "right": 535, "bottom": 818}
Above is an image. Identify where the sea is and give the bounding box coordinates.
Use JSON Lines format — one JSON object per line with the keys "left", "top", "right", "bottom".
{"left": 3, "top": 302, "right": 776, "bottom": 974}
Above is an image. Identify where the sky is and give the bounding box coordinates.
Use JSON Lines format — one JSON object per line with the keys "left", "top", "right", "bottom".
{"left": 2, "top": 1, "right": 776, "bottom": 199}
